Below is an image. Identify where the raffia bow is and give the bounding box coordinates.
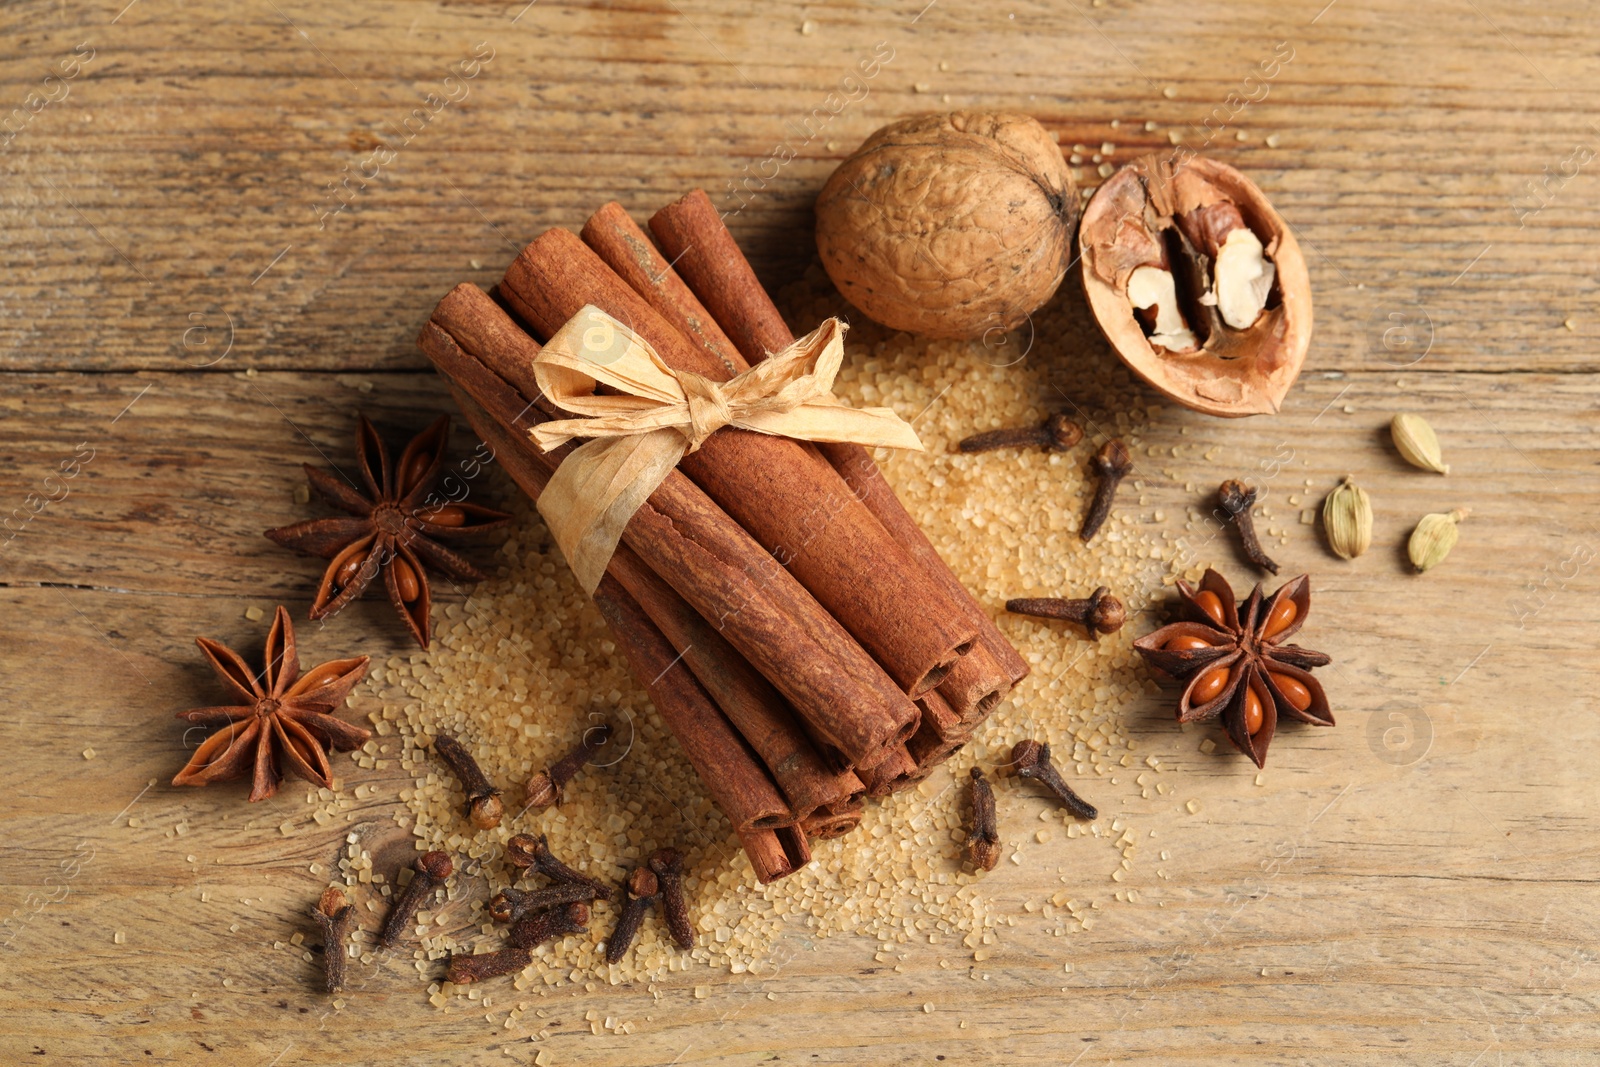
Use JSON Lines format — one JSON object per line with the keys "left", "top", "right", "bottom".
{"left": 529, "top": 305, "right": 924, "bottom": 593}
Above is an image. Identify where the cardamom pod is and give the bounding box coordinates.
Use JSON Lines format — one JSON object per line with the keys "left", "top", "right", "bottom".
{"left": 1321, "top": 475, "right": 1372, "bottom": 560}
{"left": 1408, "top": 508, "right": 1469, "bottom": 572}
{"left": 1391, "top": 413, "right": 1449, "bottom": 474}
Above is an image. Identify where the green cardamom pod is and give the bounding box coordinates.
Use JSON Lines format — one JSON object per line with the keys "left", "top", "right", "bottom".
{"left": 1408, "top": 508, "right": 1469, "bottom": 572}
{"left": 1321, "top": 475, "right": 1372, "bottom": 560}
{"left": 1391, "top": 413, "right": 1449, "bottom": 474}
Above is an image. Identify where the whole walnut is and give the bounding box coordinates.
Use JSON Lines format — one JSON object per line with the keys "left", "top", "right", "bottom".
{"left": 815, "top": 111, "right": 1078, "bottom": 340}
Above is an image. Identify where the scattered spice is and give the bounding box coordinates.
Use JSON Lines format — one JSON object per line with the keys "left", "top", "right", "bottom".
{"left": 1391, "top": 413, "right": 1449, "bottom": 474}
{"left": 605, "top": 866, "right": 660, "bottom": 964}
{"left": 445, "top": 945, "right": 532, "bottom": 985}
{"left": 264, "top": 414, "right": 510, "bottom": 649}
{"left": 957, "top": 413, "right": 1082, "bottom": 454}
{"left": 379, "top": 850, "right": 453, "bottom": 948}
{"left": 525, "top": 721, "right": 613, "bottom": 809}
{"left": 648, "top": 848, "right": 694, "bottom": 951}
{"left": 509, "top": 901, "right": 591, "bottom": 949}
{"left": 1006, "top": 585, "right": 1126, "bottom": 637}
{"left": 431, "top": 734, "right": 503, "bottom": 830}
{"left": 1133, "top": 569, "right": 1333, "bottom": 768}
{"left": 1408, "top": 508, "right": 1469, "bottom": 572}
{"left": 504, "top": 833, "right": 616, "bottom": 902}
{"left": 963, "top": 767, "right": 1000, "bottom": 871}
{"left": 1009, "top": 740, "right": 1098, "bottom": 820}
{"left": 448, "top": 891, "right": 592, "bottom": 985}
{"left": 489, "top": 881, "right": 602, "bottom": 925}
{"left": 1080, "top": 439, "right": 1132, "bottom": 542}
{"left": 1218, "top": 479, "right": 1279, "bottom": 575}
{"left": 310, "top": 886, "right": 355, "bottom": 994}
{"left": 171, "top": 606, "right": 371, "bottom": 803}
{"left": 1321, "top": 476, "right": 1372, "bottom": 560}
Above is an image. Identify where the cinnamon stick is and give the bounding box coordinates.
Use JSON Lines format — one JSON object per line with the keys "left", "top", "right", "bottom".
{"left": 740, "top": 824, "right": 812, "bottom": 885}
{"left": 859, "top": 744, "right": 918, "bottom": 798}
{"left": 801, "top": 798, "right": 864, "bottom": 841}
{"left": 605, "top": 546, "right": 864, "bottom": 819}
{"left": 424, "top": 283, "right": 915, "bottom": 771}
{"left": 591, "top": 561, "right": 794, "bottom": 833}
{"left": 906, "top": 690, "right": 971, "bottom": 772}
{"left": 827, "top": 448, "right": 1015, "bottom": 721}
{"left": 504, "top": 224, "right": 978, "bottom": 701}
{"left": 445, "top": 383, "right": 792, "bottom": 835}
{"left": 647, "top": 190, "right": 1030, "bottom": 717}
{"left": 932, "top": 642, "right": 1010, "bottom": 726}
{"left": 580, "top": 202, "right": 744, "bottom": 378}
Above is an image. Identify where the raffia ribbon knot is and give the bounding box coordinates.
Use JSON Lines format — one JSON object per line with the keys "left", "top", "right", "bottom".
{"left": 680, "top": 370, "right": 735, "bottom": 450}
{"left": 529, "top": 305, "right": 924, "bottom": 594}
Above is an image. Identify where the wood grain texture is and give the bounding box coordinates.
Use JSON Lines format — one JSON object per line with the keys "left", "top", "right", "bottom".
{"left": 3, "top": 0, "right": 1599, "bottom": 1063}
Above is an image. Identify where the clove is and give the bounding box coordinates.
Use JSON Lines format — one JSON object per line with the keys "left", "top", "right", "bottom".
{"left": 525, "top": 721, "right": 613, "bottom": 809}
{"left": 378, "top": 850, "right": 453, "bottom": 948}
{"left": 1218, "top": 479, "right": 1279, "bottom": 574}
{"left": 508, "top": 900, "right": 591, "bottom": 950}
{"left": 604, "top": 866, "right": 660, "bottom": 964}
{"left": 504, "top": 833, "right": 615, "bottom": 902}
{"left": 963, "top": 767, "right": 1001, "bottom": 872}
{"left": 310, "top": 886, "right": 356, "bottom": 994}
{"left": 489, "top": 881, "right": 602, "bottom": 924}
{"left": 648, "top": 848, "right": 693, "bottom": 950}
{"left": 1080, "top": 439, "right": 1132, "bottom": 542}
{"left": 1006, "top": 585, "right": 1126, "bottom": 638}
{"left": 1010, "top": 740, "right": 1098, "bottom": 821}
{"left": 958, "top": 413, "right": 1083, "bottom": 454}
{"left": 445, "top": 945, "right": 532, "bottom": 985}
{"left": 432, "top": 733, "right": 504, "bottom": 830}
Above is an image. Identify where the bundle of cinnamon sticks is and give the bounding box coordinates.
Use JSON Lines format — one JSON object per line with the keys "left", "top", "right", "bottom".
{"left": 418, "top": 190, "right": 1028, "bottom": 883}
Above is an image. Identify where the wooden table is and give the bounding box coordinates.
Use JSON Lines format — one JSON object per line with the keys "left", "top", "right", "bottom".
{"left": 4, "top": 1, "right": 1597, "bottom": 1062}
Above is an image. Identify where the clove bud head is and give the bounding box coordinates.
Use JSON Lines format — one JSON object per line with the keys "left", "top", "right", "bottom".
{"left": 967, "top": 836, "right": 1001, "bottom": 872}
{"left": 1087, "top": 588, "right": 1127, "bottom": 635}
{"left": 1009, "top": 739, "right": 1099, "bottom": 821}
{"left": 504, "top": 833, "right": 539, "bottom": 869}
{"left": 647, "top": 848, "right": 683, "bottom": 879}
{"left": 964, "top": 767, "right": 1001, "bottom": 872}
{"left": 468, "top": 793, "right": 505, "bottom": 831}
{"left": 487, "top": 891, "right": 519, "bottom": 924}
{"left": 1043, "top": 413, "right": 1084, "bottom": 452}
{"left": 1218, "top": 479, "right": 1257, "bottom": 515}
{"left": 627, "top": 866, "right": 660, "bottom": 901}
{"left": 523, "top": 770, "right": 560, "bottom": 809}
{"left": 1011, "top": 739, "right": 1051, "bottom": 777}
{"left": 1093, "top": 438, "right": 1133, "bottom": 478}
{"left": 417, "top": 850, "right": 454, "bottom": 882}
{"left": 317, "top": 886, "right": 349, "bottom": 919}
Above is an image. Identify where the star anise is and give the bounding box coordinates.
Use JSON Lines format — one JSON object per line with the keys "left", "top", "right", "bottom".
{"left": 1133, "top": 568, "right": 1333, "bottom": 768}
{"left": 265, "top": 414, "right": 510, "bottom": 648}
{"left": 172, "top": 606, "right": 372, "bottom": 802}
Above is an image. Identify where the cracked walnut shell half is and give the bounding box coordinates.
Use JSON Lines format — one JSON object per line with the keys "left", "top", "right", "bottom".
{"left": 1080, "top": 153, "right": 1313, "bottom": 417}
{"left": 1134, "top": 569, "right": 1333, "bottom": 768}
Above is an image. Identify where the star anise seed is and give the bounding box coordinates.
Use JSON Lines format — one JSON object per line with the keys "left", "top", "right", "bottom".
{"left": 265, "top": 414, "right": 510, "bottom": 648}
{"left": 1133, "top": 568, "right": 1333, "bottom": 768}
{"left": 172, "top": 606, "right": 372, "bottom": 802}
